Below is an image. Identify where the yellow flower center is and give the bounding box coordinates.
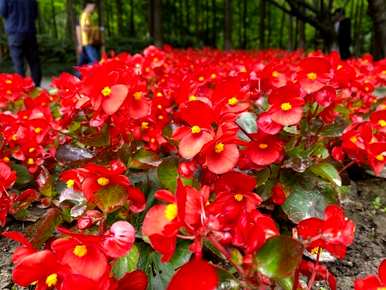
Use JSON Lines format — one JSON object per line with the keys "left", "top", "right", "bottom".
{"left": 376, "top": 154, "right": 384, "bottom": 161}
{"left": 133, "top": 91, "right": 142, "bottom": 101}
{"left": 189, "top": 95, "right": 197, "bottom": 101}
{"left": 156, "top": 92, "right": 163, "bottom": 97}
{"left": 34, "top": 127, "right": 42, "bottom": 134}
{"left": 11, "top": 134, "right": 17, "bottom": 141}
{"left": 272, "top": 71, "right": 280, "bottom": 78}
{"left": 45, "top": 273, "right": 58, "bottom": 287}
{"left": 141, "top": 121, "right": 149, "bottom": 130}
{"left": 310, "top": 246, "right": 323, "bottom": 255}
{"left": 228, "top": 97, "right": 238, "bottom": 106}
{"left": 234, "top": 194, "right": 244, "bottom": 202}
{"left": 307, "top": 72, "right": 317, "bottom": 81}
{"left": 280, "top": 102, "right": 292, "bottom": 111}
{"left": 259, "top": 143, "right": 268, "bottom": 149}
{"left": 164, "top": 204, "right": 178, "bottom": 221}
{"left": 382, "top": 70, "right": 386, "bottom": 75}
{"left": 158, "top": 115, "right": 164, "bottom": 120}
{"left": 66, "top": 179, "right": 75, "bottom": 188}
{"left": 3, "top": 156, "right": 10, "bottom": 163}
{"left": 101, "top": 86, "right": 112, "bottom": 97}
{"left": 198, "top": 76, "right": 204, "bottom": 82}
{"left": 5, "top": 79, "right": 12, "bottom": 84}
{"left": 215, "top": 143, "right": 225, "bottom": 153}
{"left": 6, "top": 90, "right": 12, "bottom": 95}
{"left": 97, "top": 177, "right": 110, "bottom": 186}
{"left": 73, "top": 245, "right": 88, "bottom": 257}
{"left": 28, "top": 147, "right": 35, "bottom": 153}
{"left": 210, "top": 73, "right": 216, "bottom": 79}
{"left": 337, "top": 65, "right": 343, "bottom": 70}
{"left": 191, "top": 125, "right": 201, "bottom": 134}
{"left": 350, "top": 136, "right": 358, "bottom": 143}
{"left": 157, "top": 104, "right": 163, "bottom": 109}
{"left": 150, "top": 138, "right": 156, "bottom": 143}
{"left": 27, "top": 158, "right": 34, "bottom": 165}
{"left": 378, "top": 119, "right": 386, "bottom": 127}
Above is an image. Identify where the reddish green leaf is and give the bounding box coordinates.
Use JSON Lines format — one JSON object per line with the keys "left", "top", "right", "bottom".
{"left": 94, "top": 184, "right": 128, "bottom": 213}
{"left": 254, "top": 236, "right": 303, "bottom": 280}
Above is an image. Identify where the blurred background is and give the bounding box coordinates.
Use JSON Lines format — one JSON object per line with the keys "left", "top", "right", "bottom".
{"left": 0, "top": 0, "right": 385, "bottom": 76}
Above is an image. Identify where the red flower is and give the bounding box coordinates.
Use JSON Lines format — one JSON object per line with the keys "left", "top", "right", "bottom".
{"left": 101, "top": 221, "right": 136, "bottom": 258}
{"left": 167, "top": 259, "right": 218, "bottom": 290}
{"left": 268, "top": 84, "right": 304, "bottom": 126}
{"left": 299, "top": 260, "right": 336, "bottom": 290}
{"left": 12, "top": 250, "right": 65, "bottom": 290}
{"left": 116, "top": 270, "right": 148, "bottom": 290}
{"left": 201, "top": 125, "right": 240, "bottom": 174}
{"left": 245, "top": 132, "right": 283, "bottom": 166}
{"left": 298, "top": 57, "right": 331, "bottom": 94}
{"left": 271, "top": 183, "right": 287, "bottom": 205}
{"left": 297, "top": 205, "right": 355, "bottom": 259}
{"left": 174, "top": 100, "right": 215, "bottom": 159}
{"left": 51, "top": 235, "right": 109, "bottom": 281}
{"left": 355, "top": 259, "right": 386, "bottom": 290}
{"left": 0, "top": 161, "right": 16, "bottom": 190}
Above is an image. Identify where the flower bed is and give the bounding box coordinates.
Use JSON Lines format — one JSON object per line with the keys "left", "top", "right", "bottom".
{"left": 0, "top": 46, "right": 385, "bottom": 290}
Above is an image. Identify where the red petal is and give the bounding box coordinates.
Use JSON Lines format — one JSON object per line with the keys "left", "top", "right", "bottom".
{"left": 142, "top": 205, "right": 170, "bottom": 237}
{"left": 167, "top": 259, "right": 218, "bottom": 290}
{"left": 179, "top": 131, "right": 213, "bottom": 159}
{"left": 12, "top": 250, "right": 58, "bottom": 286}
{"left": 118, "top": 270, "right": 148, "bottom": 290}
{"left": 379, "top": 259, "right": 386, "bottom": 285}
{"left": 271, "top": 107, "right": 303, "bottom": 126}
{"left": 206, "top": 144, "right": 239, "bottom": 174}
{"left": 102, "top": 84, "right": 129, "bottom": 115}
{"left": 101, "top": 221, "right": 135, "bottom": 258}
{"left": 257, "top": 112, "right": 283, "bottom": 135}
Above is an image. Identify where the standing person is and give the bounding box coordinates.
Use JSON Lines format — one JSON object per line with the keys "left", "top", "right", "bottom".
{"left": 0, "top": 0, "right": 42, "bottom": 86}
{"left": 334, "top": 8, "right": 352, "bottom": 60}
{"left": 78, "top": 2, "right": 102, "bottom": 65}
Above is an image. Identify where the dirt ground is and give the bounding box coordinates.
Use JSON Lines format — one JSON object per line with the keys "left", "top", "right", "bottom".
{"left": 0, "top": 177, "right": 385, "bottom": 290}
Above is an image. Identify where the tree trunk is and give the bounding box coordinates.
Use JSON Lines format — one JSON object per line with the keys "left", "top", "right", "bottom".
{"left": 279, "top": 11, "right": 285, "bottom": 48}
{"left": 224, "top": 0, "right": 232, "bottom": 50}
{"left": 212, "top": 0, "right": 217, "bottom": 46}
{"left": 150, "top": 0, "right": 163, "bottom": 45}
{"left": 66, "top": 0, "right": 77, "bottom": 52}
{"left": 50, "top": 0, "right": 58, "bottom": 38}
{"left": 367, "top": 0, "right": 386, "bottom": 59}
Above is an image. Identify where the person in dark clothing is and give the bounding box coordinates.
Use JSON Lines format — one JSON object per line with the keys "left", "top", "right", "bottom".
{"left": 333, "top": 8, "right": 352, "bottom": 60}
{"left": 0, "top": 0, "right": 42, "bottom": 86}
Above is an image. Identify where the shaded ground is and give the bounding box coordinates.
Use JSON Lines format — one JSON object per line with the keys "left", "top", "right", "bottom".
{"left": 328, "top": 177, "right": 386, "bottom": 289}
{"left": 0, "top": 178, "right": 385, "bottom": 290}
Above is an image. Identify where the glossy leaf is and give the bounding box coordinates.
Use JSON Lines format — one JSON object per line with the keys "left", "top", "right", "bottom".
{"left": 157, "top": 157, "right": 178, "bottom": 192}
{"left": 11, "top": 163, "right": 33, "bottom": 186}
{"left": 94, "top": 184, "right": 128, "bottom": 213}
{"left": 254, "top": 236, "right": 303, "bottom": 279}
{"left": 30, "top": 208, "right": 62, "bottom": 248}
{"left": 309, "top": 162, "right": 342, "bottom": 186}
{"left": 112, "top": 245, "right": 140, "bottom": 279}
{"left": 55, "top": 144, "right": 94, "bottom": 163}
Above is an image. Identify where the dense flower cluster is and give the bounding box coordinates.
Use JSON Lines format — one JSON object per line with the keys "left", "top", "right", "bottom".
{"left": 0, "top": 46, "right": 385, "bottom": 289}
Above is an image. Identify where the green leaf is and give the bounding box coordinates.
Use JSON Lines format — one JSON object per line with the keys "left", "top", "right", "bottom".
{"left": 80, "top": 125, "right": 110, "bottom": 147}
{"left": 281, "top": 171, "right": 337, "bottom": 223}
{"left": 254, "top": 236, "right": 303, "bottom": 280}
{"left": 137, "top": 241, "right": 192, "bottom": 290}
{"left": 309, "top": 162, "right": 342, "bottom": 186}
{"left": 129, "top": 148, "right": 161, "bottom": 169}
{"left": 255, "top": 167, "right": 271, "bottom": 187}
{"left": 157, "top": 157, "right": 178, "bottom": 192}
{"left": 112, "top": 245, "right": 140, "bottom": 279}
{"left": 94, "top": 185, "right": 128, "bottom": 213}
{"left": 236, "top": 112, "right": 257, "bottom": 141}
{"left": 11, "top": 163, "right": 33, "bottom": 186}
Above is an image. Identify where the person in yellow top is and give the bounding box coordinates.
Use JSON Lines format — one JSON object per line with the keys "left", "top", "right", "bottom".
{"left": 76, "top": 2, "right": 102, "bottom": 66}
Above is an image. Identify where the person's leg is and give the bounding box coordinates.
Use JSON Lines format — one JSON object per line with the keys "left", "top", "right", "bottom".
{"left": 7, "top": 34, "right": 26, "bottom": 77}
{"left": 84, "top": 45, "right": 100, "bottom": 64}
{"left": 24, "top": 33, "right": 42, "bottom": 87}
